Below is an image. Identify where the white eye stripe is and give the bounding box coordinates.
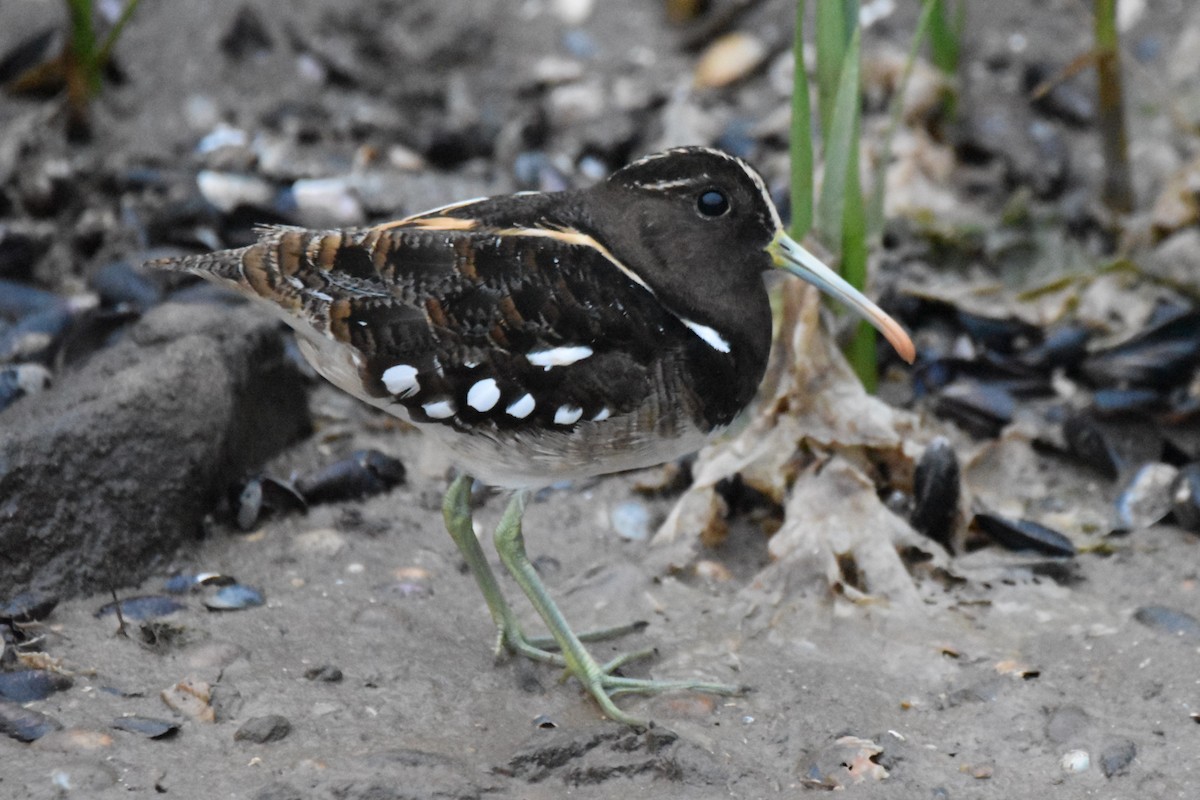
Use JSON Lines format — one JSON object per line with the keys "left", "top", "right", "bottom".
{"left": 527, "top": 345, "right": 594, "bottom": 368}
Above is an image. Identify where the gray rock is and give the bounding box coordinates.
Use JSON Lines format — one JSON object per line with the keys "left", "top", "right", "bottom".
{"left": 0, "top": 303, "right": 311, "bottom": 598}
{"left": 234, "top": 714, "right": 292, "bottom": 744}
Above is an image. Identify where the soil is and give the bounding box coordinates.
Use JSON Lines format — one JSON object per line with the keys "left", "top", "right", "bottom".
{"left": 2, "top": 1, "right": 1199, "bottom": 798}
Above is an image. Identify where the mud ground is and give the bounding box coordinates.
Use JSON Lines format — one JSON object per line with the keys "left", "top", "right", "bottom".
{"left": 2, "top": 0, "right": 1199, "bottom": 798}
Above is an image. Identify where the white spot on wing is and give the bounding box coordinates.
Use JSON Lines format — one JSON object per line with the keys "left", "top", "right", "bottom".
{"left": 381, "top": 364, "right": 420, "bottom": 397}
{"left": 554, "top": 405, "right": 583, "bottom": 425}
{"left": 423, "top": 399, "right": 456, "bottom": 419}
{"left": 467, "top": 378, "right": 501, "bottom": 412}
{"left": 591, "top": 407, "right": 610, "bottom": 422}
{"left": 506, "top": 393, "right": 535, "bottom": 419}
{"left": 681, "top": 318, "right": 731, "bottom": 353}
{"left": 527, "top": 345, "right": 594, "bottom": 369}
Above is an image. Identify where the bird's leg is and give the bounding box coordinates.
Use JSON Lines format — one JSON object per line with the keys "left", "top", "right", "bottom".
{"left": 441, "top": 475, "right": 562, "bottom": 665}
{"left": 492, "top": 490, "right": 746, "bottom": 727}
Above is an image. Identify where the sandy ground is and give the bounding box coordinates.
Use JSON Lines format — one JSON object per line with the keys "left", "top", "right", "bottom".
{"left": 2, "top": 0, "right": 1199, "bottom": 798}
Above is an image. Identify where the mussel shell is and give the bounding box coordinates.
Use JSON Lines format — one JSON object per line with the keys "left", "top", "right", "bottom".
{"left": 1170, "top": 463, "right": 1200, "bottom": 532}
{"left": 934, "top": 381, "right": 1015, "bottom": 438}
{"left": 974, "top": 512, "right": 1075, "bottom": 557}
{"left": 296, "top": 449, "right": 405, "bottom": 504}
{"left": 203, "top": 584, "right": 265, "bottom": 611}
{"left": 95, "top": 595, "right": 186, "bottom": 621}
{"left": 0, "top": 591, "right": 58, "bottom": 623}
{"left": 0, "top": 698, "right": 62, "bottom": 742}
{"left": 1081, "top": 310, "right": 1200, "bottom": 389}
{"left": 911, "top": 437, "right": 960, "bottom": 549}
{"left": 0, "top": 669, "right": 72, "bottom": 702}
{"left": 111, "top": 715, "right": 180, "bottom": 739}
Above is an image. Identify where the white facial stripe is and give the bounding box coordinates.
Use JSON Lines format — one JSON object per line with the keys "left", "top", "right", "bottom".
{"left": 624, "top": 147, "right": 783, "bottom": 232}
{"left": 466, "top": 378, "right": 500, "bottom": 412}
{"left": 554, "top": 405, "right": 583, "bottom": 425}
{"left": 381, "top": 364, "right": 420, "bottom": 397}
{"left": 681, "top": 318, "right": 731, "bottom": 353}
{"left": 527, "top": 345, "right": 593, "bottom": 368}
{"left": 506, "top": 393, "right": 535, "bottom": 419}
{"left": 422, "top": 399, "right": 455, "bottom": 419}
{"left": 631, "top": 177, "right": 696, "bottom": 191}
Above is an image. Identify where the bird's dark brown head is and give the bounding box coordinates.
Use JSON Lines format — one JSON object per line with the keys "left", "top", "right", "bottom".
{"left": 580, "top": 146, "right": 914, "bottom": 366}
{"left": 587, "top": 147, "right": 782, "bottom": 322}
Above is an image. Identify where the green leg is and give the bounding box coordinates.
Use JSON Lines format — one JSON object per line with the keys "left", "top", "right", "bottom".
{"left": 492, "top": 490, "right": 745, "bottom": 727}
{"left": 442, "top": 474, "right": 562, "bottom": 665}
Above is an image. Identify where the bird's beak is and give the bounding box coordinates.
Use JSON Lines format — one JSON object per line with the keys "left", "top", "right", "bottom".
{"left": 767, "top": 231, "right": 915, "bottom": 364}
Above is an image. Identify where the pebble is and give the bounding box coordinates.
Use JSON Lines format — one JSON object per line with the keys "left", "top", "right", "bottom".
{"left": 1133, "top": 606, "right": 1200, "bottom": 640}
{"left": 1099, "top": 739, "right": 1136, "bottom": 778}
{"left": 235, "top": 714, "right": 292, "bottom": 744}
{"left": 304, "top": 664, "right": 343, "bottom": 683}
{"left": 1060, "top": 749, "right": 1090, "bottom": 773}
{"left": 610, "top": 500, "right": 652, "bottom": 541}
{"left": 693, "top": 32, "right": 768, "bottom": 89}
{"left": 289, "top": 178, "right": 365, "bottom": 226}
{"left": 196, "top": 170, "right": 276, "bottom": 213}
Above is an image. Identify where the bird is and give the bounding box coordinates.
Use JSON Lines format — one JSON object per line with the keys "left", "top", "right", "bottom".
{"left": 151, "top": 146, "right": 915, "bottom": 727}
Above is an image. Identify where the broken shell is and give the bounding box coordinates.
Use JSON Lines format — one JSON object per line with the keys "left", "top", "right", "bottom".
{"left": 974, "top": 512, "right": 1075, "bottom": 557}
{"left": 111, "top": 715, "right": 180, "bottom": 739}
{"left": 1114, "top": 463, "right": 1178, "bottom": 531}
{"left": 95, "top": 595, "right": 186, "bottom": 621}
{"left": 203, "top": 584, "right": 265, "bottom": 611}
{"left": 295, "top": 449, "right": 405, "bottom": 504}
{"left": 0, "top": 363, "right": 52, "bottom": 413}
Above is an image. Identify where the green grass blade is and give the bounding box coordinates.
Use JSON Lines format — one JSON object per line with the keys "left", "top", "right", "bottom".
{"left": 841, "top": 129, "right": 876, "bottom": 390}
{"left": 814, "top": 1, "right": 848, "bottom": 141}
{"left": 789, "top": 0, "right": 814, "bottom": 239}
{"left": 929, "top": 0, "right": 963, "bottom": 75}
{"left": 98, "top": 0, "right": 145, "bottom": 66}
{"left": 66, "top": 0, "right": 102, "bottom": 95}
{"left": 1094, "top": 0, "right": 1133, "bottom": 213}
{"left": 816, "top": 25, "right": 862, "bottom": 251}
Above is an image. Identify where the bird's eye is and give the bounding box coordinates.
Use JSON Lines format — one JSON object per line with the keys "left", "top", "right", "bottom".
{"left": 696, "top": 189, "right": 730, "bottom": 218}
